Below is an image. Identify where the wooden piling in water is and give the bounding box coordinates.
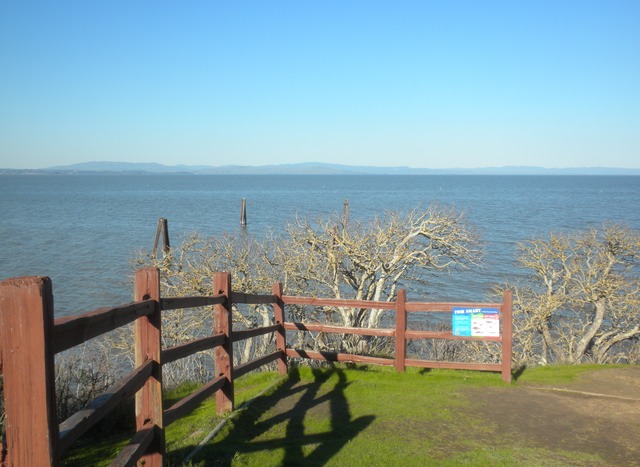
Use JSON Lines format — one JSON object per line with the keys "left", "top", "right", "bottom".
{"left": 342, "top": 199, "right": 349, "bottom": 224}
{"left": 152, "top": 218, "right": 170, "bottom": 258}
{"left": 240, "top": 198, "right": 247, "bottom": 226}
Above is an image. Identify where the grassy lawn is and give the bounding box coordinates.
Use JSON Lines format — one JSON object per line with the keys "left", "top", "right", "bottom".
{"left": 188, "top": 365, "right": 602, "bottom": 466}
{"left": 62, "top": 364, "right": 610, "bottom": 466}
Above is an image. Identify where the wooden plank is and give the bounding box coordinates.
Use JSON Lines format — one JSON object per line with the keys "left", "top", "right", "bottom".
{"left": 272, "top": 282, "right": 288, "bottom": 375}
{"left": 213, "top": 272, "right": 234, "bottom": 415}
{"left": 134, "top": 268, "right": 164, "bottom": 466}
{"left": 286, "top": 349, "right": 394, "bottom": 367}
{"left": 59, "top": 360, "right": 153, "bottom": 453}
{"left": 230, "top": 292, "right": 277, "bottom": 305}
{"left": 109, "top": 421, "right": 156, "bottom": 467}
{"left": 282, "top": 295, "right": 396, "bottom": 310}
{"left": 233, "top": 324, "right": 279, "bottom": 342}
{"left": 283, "top": 322, "right": 395, "bottom": 337}
{"left": 233, "top": 351, "right": 284, "bottom": 379}
{"left": 405, "top": 301, "right": 502, "bottom": 312}
{"left": 161, "top": 334, "right": 226, "bottom": 365}
{"left": 0, "top": 276, "right": 60, "bottom": 466}
{"left": 501, "top": 290, "right": 513, "bottom": 384}
{"left": 395, "top": 289, "right": 407, "bottom": 372}
{"left": 404, "top": 359, "right": 502, "bottom": 372}
{"left": 404, "top": 330, "right": 502, "bottom": 342}
{"left": 160, "top": 294, "right": 225, "bottom": 311}
{"left": 164, "top": 376, "right": 226, "bottom": 427}
{"left": 53, "top": 300, "right": 155, "bottom": 354}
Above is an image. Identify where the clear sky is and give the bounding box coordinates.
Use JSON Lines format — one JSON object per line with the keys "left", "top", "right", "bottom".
{"left": 1, "top": 1, "right": 639, "bottom": 169}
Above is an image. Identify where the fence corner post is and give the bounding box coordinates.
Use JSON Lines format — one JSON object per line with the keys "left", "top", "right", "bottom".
{"left": 395, "top": 289, "right": 407, "bottom": 373}
{"left": 272, "top": 282, "right": 288, "bottom": 375}
{"left": 213, "top": 272, "right": 234, "bottom": 415}
{"left": 134, "top": 267, "right": 165, "bottom": 466}
{"left": 501, "top": 289, "right": 513, "bottom": 384}
{"left": 0, "top": 276, "right": 60, "bottom": 466}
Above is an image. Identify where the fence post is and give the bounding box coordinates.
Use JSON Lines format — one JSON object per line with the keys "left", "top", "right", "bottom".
{"left": 134, "top": 268, "right": 165, "bottom": 466}
{"left": 213, "top": 272, "right": 234, "bottom": 415}
{"left": 272, "top": 282, "right": 288, "bottom": 375}
{"left": 0, "top": 276, "right": 60, "bottom": 466}
{"left": 501, "top": 289, "right": 513, "bottom": 384}
{"left": 395, "top": 289, "right": 407, "bottom": 372}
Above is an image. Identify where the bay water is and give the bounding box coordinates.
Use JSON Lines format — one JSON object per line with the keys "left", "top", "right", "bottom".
{"left": 1, "top": 174, "right": 639, "bottom": 317}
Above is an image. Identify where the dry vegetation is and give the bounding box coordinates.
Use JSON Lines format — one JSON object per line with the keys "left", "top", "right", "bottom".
{"left": 510, "top": 224, "right": 640, "bottom": 365}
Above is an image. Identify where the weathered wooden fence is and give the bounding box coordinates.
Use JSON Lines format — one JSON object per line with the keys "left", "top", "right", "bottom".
{"left": 0, "top": 268, "right": 511, "bottom": 466}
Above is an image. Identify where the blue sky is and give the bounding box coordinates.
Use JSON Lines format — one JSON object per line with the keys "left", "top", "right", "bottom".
{"left": 1, "top": 1, "right": 639, "bottom": 169}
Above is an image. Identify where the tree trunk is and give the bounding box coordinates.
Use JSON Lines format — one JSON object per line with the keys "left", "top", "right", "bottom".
{"left": 573, "top": 298, "right": 606, "bottom": 362}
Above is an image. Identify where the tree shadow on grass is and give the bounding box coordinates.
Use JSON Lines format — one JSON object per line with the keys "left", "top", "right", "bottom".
{"left": 175, "top": 365, "right": 374, "bottom": 466}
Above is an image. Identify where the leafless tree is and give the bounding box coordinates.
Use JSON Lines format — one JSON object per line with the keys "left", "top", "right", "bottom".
{"left": 271, "top": 206, "right": 481, "bottom": 330}
{"left": 511, "top": 224, "right": 640, "bottom": 364}
{"left": 133, "top": 204, "right": 481, "bottom": 357}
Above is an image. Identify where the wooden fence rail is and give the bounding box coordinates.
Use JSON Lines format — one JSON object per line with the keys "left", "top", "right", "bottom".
{"left": 281, "top": 290, "right": 512, "bottom": 380}
{"left": 0, "top": 268, "right": 512, "bottom": 466}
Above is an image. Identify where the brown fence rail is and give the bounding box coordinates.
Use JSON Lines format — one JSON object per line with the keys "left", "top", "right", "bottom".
{"left": 0, "top": 268, "right": 511, "bottom": 466}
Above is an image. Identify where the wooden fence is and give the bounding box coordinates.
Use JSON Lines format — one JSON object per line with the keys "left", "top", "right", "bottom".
{"left": 0, "top": 268, "right": 512, "bottom": 466}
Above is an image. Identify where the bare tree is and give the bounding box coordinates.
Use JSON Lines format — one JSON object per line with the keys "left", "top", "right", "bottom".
{"left": 133, "top": 204, "right": 480, "bottom": 357}
{"left": 128, "top": 233, "right": 281, "bottom": 382}
{"left": 512, "top": 224, "right": 640, "bottom": 364}
{"left": 270, "top": 205, "right": 481, "bottom": 330}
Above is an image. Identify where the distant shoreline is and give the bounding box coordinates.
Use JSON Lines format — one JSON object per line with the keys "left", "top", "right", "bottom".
{"left": 2, "top": 170, "right": 640, "bottom": 176}
{"left": 2, "top": 161, "right": 640, "bottom": 177}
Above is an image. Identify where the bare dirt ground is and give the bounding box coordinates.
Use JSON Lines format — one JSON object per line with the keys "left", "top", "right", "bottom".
{"left": 468, "top": 366, "right": 640, "bottom": 466}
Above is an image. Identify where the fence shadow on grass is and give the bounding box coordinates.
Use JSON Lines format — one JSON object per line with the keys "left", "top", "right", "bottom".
{"left": 176, "top": 366, "right": 375, "bottom": 465}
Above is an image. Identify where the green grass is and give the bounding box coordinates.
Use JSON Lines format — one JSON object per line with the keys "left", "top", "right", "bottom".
{"left": 62, "top": 364, "right": 615, "bottom": 466}
{"left": 61, "top": 372, "right": 282, "bottom": 466}
{"left": 513, "top": 363, "right": 626, "bottom": 385}
{"left": 182, "top": 364, "right": 605, "bottom": 466}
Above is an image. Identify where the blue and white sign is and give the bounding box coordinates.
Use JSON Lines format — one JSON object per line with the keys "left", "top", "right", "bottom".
{"left": 452, "top": 307, "right": 500, "bottom": 337}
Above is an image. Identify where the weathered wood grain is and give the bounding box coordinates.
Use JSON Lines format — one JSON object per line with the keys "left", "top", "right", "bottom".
{"left": 161, "top": 294, "right": 225, "bottom": 310}
{"left": 0, "top": 276, "right": 59, "bottom": 466}
{"left": 161, "top": 334, "right": 226, "bottom": 364}
{"left": 133, "top": 268, "right": 164, "bottom": 466}
{"left": 233, "top": 324, "right": 279, "bottom": 342}
{"left": 53, "top": 300, "right": 155, "bottom": 354}
{"left": 59, "top": 360, "right": 153, "bottom": 452}
{"left": 284, "top": 322, "right": 394, "bottom": 337}
{"left": 213, "top": 272, "right": 234, "bottom": 415}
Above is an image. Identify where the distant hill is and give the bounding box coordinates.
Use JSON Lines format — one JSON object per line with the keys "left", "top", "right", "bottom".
{"left": 44, "top": 161, "right": 212, "bottom": 174}
{"left": 2, "top": 161, "right": 639, "bottom": 176}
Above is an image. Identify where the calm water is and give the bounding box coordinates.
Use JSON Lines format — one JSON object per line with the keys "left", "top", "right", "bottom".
{"left": 1, "top": 174, "right": 639, "bottom": 316}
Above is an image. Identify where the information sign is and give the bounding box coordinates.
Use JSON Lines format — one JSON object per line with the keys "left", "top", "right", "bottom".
{"left": 452, "top": 307, "right": 500, "bottom": 337}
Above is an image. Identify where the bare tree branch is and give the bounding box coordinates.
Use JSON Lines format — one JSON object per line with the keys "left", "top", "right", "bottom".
{"left": 510, "top": 224, "right": 640, "bottom": 364}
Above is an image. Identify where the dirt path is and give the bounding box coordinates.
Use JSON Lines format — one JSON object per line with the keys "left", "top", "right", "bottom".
{"left": 468, "top": 366, "right": 640, "bottom": 466}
